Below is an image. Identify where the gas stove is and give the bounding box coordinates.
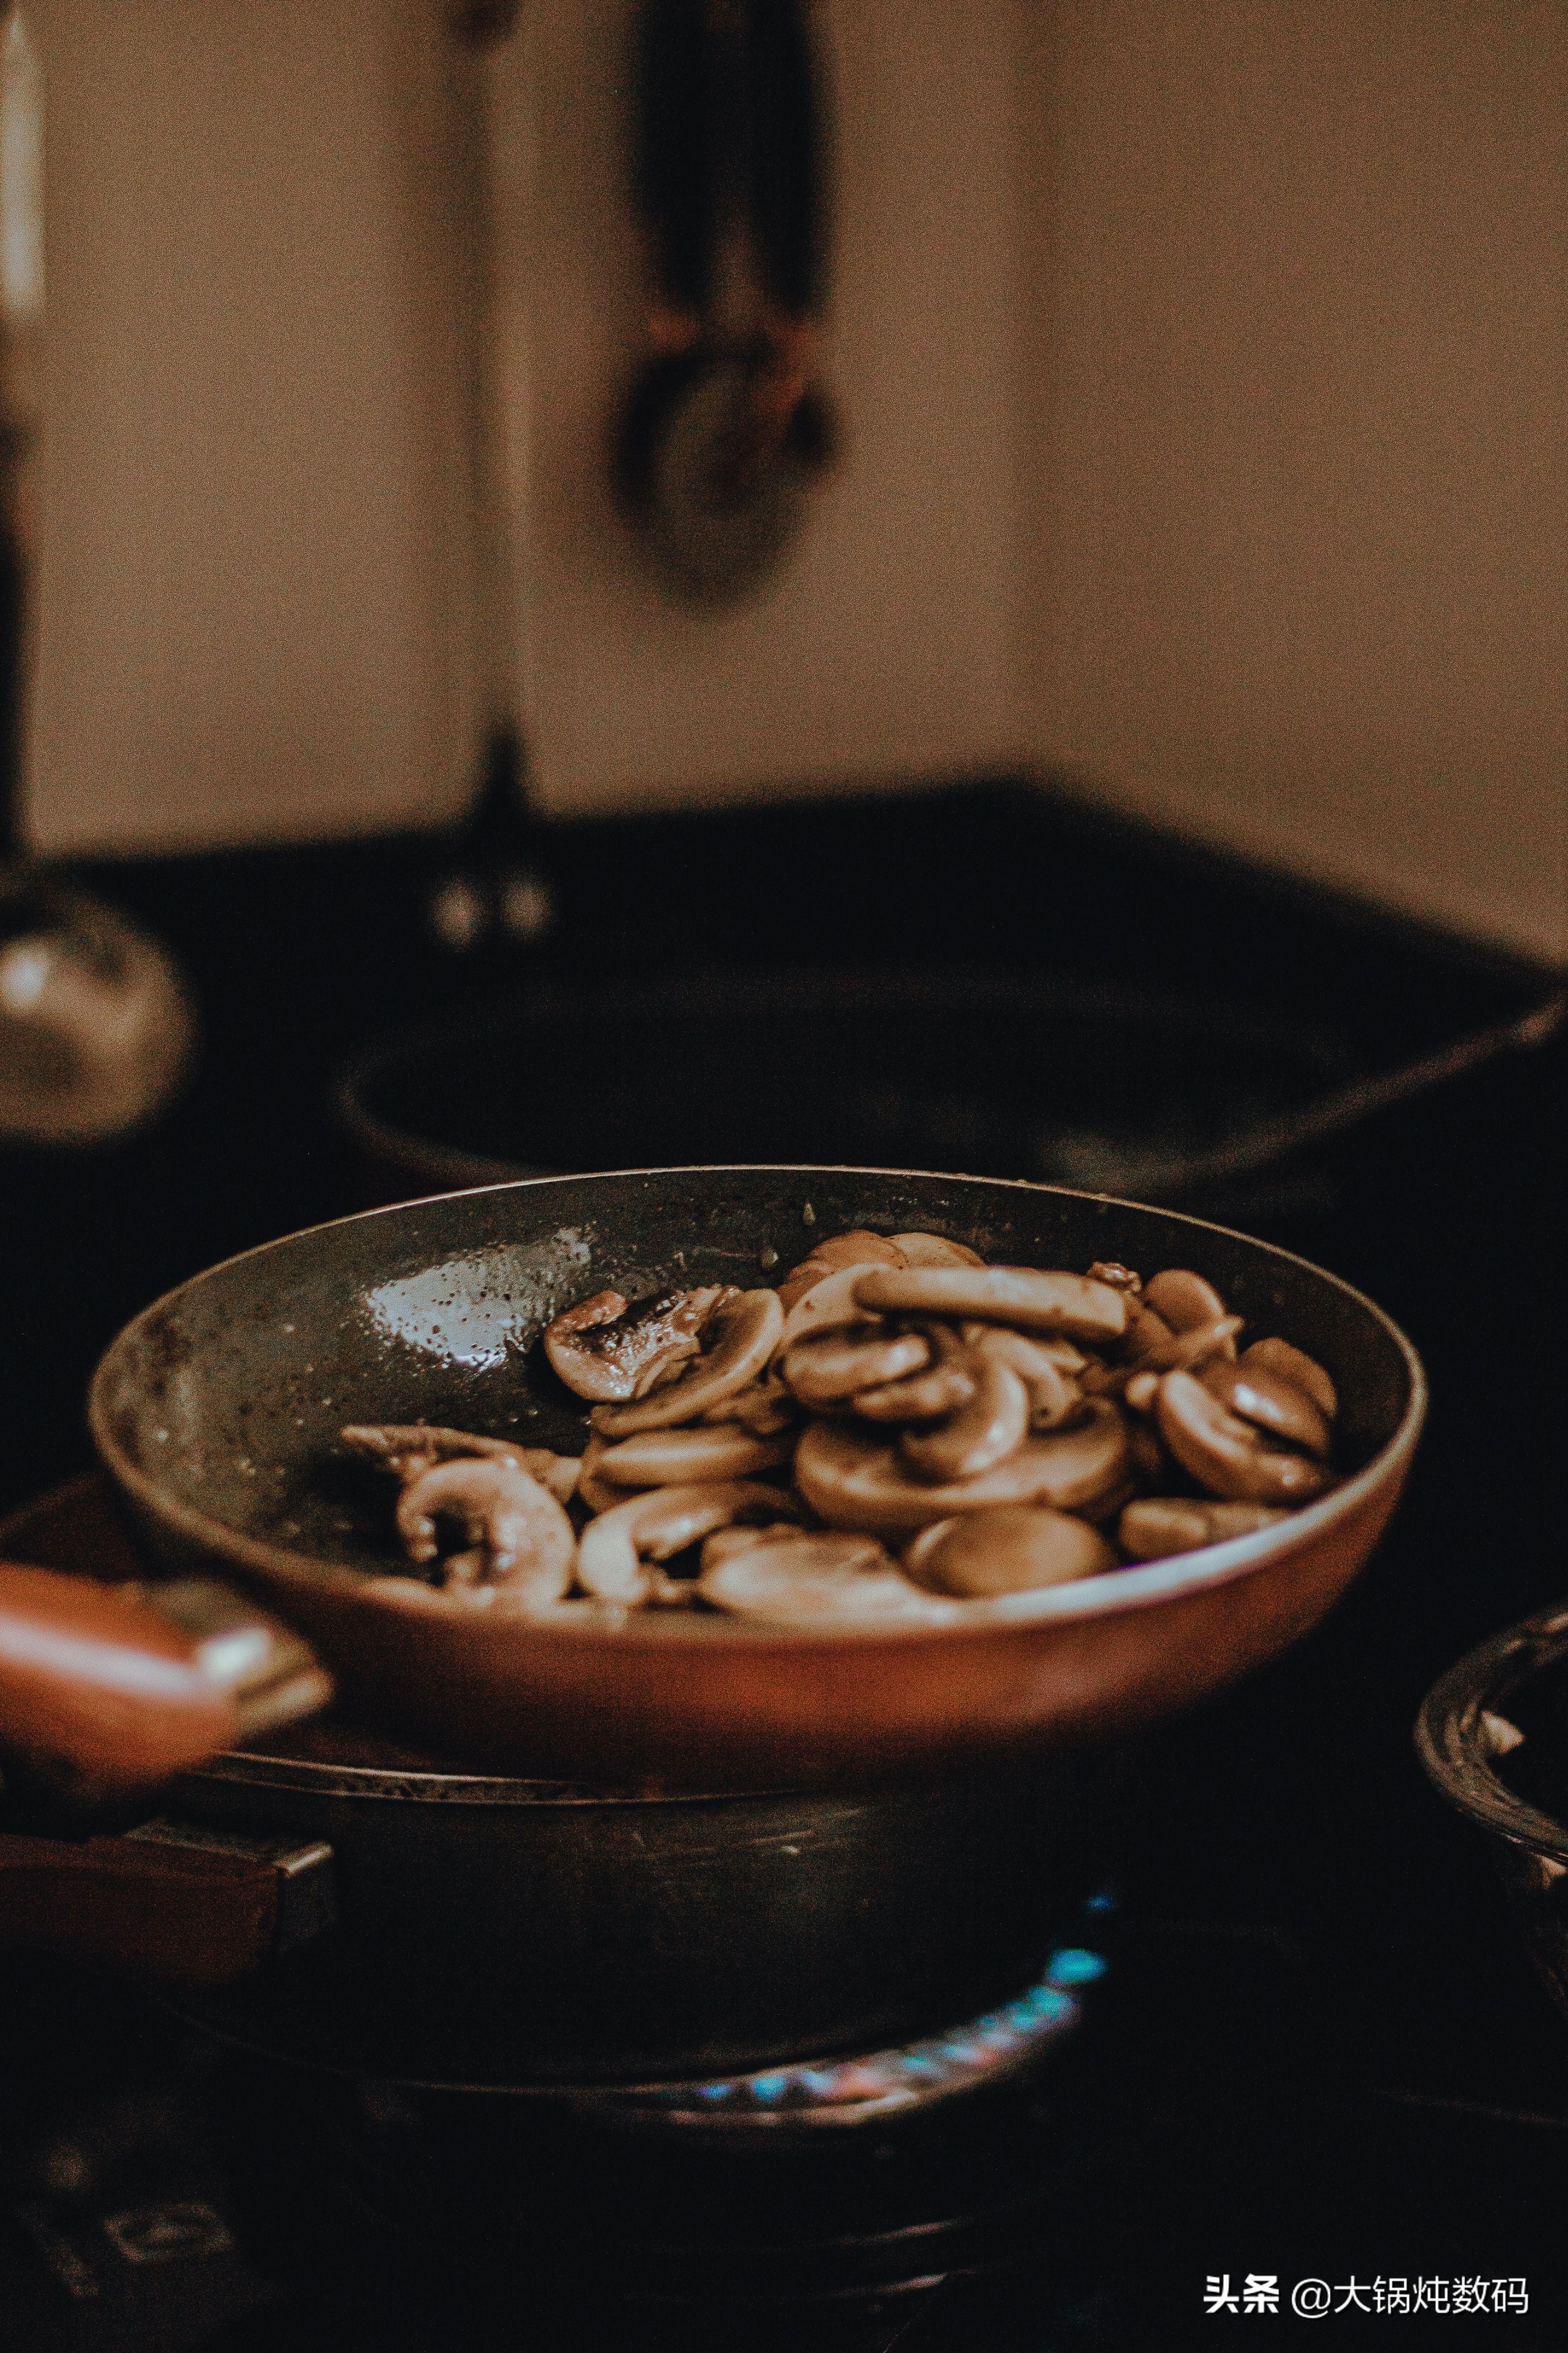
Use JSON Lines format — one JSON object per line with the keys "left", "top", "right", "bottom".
{"left": 3, "top": 1904, "right": 1565, "bottom": 2353}
{"left": 1, "top": 781, "right": 1565, "bottom": 2346}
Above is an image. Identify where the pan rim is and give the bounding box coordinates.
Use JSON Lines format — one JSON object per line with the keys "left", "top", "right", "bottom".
{"left": 87, "top": 1164, "right": 1426, "bottom": 1650}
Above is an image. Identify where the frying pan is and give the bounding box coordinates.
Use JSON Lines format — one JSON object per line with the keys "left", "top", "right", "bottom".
{"left": 1, "top": 1166, "right": 1425, "bottom": 1805}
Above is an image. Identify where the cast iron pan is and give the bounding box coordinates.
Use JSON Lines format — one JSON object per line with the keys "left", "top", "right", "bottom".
{"left": 22, "top": 1166, "right": 1427, "bottom": 1799}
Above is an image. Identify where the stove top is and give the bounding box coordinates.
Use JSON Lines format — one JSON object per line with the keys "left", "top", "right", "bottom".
{"left": 1, "top": 781, "right": 1565, "bottom": 2347}
{"left": 3, "top": 1906, "right": 1565, "bottom": 2353}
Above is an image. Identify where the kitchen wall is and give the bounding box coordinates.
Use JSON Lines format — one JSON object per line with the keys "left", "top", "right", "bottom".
{"left": 18, "top": 2, "right": 1566, "bottom": 962}
{"left": 23, "top": 0, "right": 484, "bottom": 854}
{"left": 1021, "top": 0, "right": 1567, "bottom": 962}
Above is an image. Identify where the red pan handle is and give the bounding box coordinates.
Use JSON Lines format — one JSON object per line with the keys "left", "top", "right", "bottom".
{"left": 0, "top": 1823, "right": 295, "bottom": 1986}
{"left": 0, "top": 1562, "right": 242, "bottom": 1799}
{"left": 0, "top": 1550, "right": 332, "bottom": 1811}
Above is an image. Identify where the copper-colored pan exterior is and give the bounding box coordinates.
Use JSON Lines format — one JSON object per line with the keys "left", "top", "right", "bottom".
{"left": 89, "top": 1167, "right": 1425, "bottom": 1788}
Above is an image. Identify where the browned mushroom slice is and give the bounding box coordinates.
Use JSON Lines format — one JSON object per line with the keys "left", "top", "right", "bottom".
{"left": 589, "top": 1290, "right": 786, "bottom": 1435}
{"left": 1118, "top": 1497, "right": 1291, "bottom": 1561}
{"left": 576, "top": 1434, "right": 632, "bottom": 1516}
{"left": 394, "top": 1457, "right": 577, "bottom": 1610}
{"left": 852, "top": 1359, "right": 978, "bottom": 1424}
{"left": 698, "top": 1526, "right": 951, "bottom": 1623}
{"left": 1121, "top": 1304, "right": 1180, "bottom": 1367}
{"left": 776, "top": 1230, "right": 907, "bottom": 1310}
{"left": 342, "top": 1424, "right": 580, "bottom": 1504}
{"left": 781, "top": 1322, "right": 930, "bottom": 1407}
{"left": 852, "top": 1266, "right": 1130, "bottom": 1345}
{"left": 1108, "top": 1303, "right": 1239, "bottom": 1378}
{"left": 698, "top": 1370, "right": 800, "bottom": 1434}
{"left": 1086, "top": 1260, "right": 1143, "bottom": 1296}
{"left": 1164, "top": 1314, "right": 1242, "bottom": 1370}
{"left": 900, "top": 1351, "right": 1029, "bottom": 1482}
{"left": 592, "top": 1423, "right": 795, "bottom": 1488}
{"left": 1142, "top": 1269, "right": 1229, "bottom": 1334}
{"left": 779, "top": 1264, "right": 894, "bottom": 1348}
{"left": 1239, "top": 1337, "right": 1338, "bottom": 1422}
{"left": 543, "top": 1286, "right": 729, "bottom": 1402}
{"left": 576, "top": 1480, "right": 800, "bottom": 1604}
{"left": 1201, "top": 1358, "right": 1333, "bottom": 1459}
{"left": 967, "top": 1328, "right": 1083, "bottom": 1429}
{"left": 795, "top": 1402, "right": 1130, "bottom": 1533}
{"left": 1155, "top": 1371, "right": 1333, "bottom": 1505}
{"left": 886, "top": 1233, "right": 986, "bottom": 1268}
{"left": 905, "top": 1506, "right": 1115, "bottom": 1597}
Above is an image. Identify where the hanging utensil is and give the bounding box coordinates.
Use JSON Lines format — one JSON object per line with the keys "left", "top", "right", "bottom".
{"left": 427, "top": 2, "right": 554, "bottom": 959}
{"left": 614, "top": 0, "right": 836, "bottom": 604}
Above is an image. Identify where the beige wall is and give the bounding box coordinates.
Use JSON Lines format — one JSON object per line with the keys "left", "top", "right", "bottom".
{"left": 18, "top": 1, "right": 1567, "bottom": 964}
{"left": 1022, "top": 0, "right": 1567, "bottom": 961}
{"left": 25, "top": 0, "right": 482, "bottom": 854}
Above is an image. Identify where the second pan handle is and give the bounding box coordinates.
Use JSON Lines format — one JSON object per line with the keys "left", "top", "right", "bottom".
{"left": 0, "top": 1817, "right": 335, "bottom": 1986}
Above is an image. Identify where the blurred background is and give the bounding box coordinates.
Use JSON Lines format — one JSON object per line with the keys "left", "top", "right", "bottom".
{"left": 13, "top": 0, "right": 1565, "bottom": 952}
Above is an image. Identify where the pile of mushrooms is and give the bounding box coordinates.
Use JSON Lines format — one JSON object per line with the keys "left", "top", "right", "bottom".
{"left": 343, "top": 1229, "right": 1341, "bottom": 1627}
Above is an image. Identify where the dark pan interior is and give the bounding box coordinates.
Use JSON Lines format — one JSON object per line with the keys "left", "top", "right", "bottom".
{"left": 337, "top": 971, "right": 1350, "bottom": 1202}
{"left": 94, "top": 1168, "right": 1414, "bottom": 1580}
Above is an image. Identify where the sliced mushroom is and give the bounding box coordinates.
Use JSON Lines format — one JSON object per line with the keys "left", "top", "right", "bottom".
{"left": 576, "top": 1480, "right": 800, "bottom": 1604}
{"left": 1165, "top": 1313, "right": 1242, "bottom": 1370}
{"left": 394, "top": 1456, "right": 576, "bottom": 1609}
{"left": 776, "top": 1230, "right": 907, "bottom": 1310}
{"left": 968, "top": 1328, "right": 1083, "bottom": 1430}
{"left": 1122, "top": 1304, "right": 1180, "bottom": 1367}
{"left": 781, "top": 1322, "right": 930, "bottom": 1407}
{"left": 1122, "top": 1371, "right": 1161, "bottom": 1413}
{"left": 1110, "top": 1304, "right": 1238, "bottom": 1377}
{"left": 1155, "top": 1371, "right": 1333, "bottom": 1505}
{"left": 852, "top": 1266, "right": 1130, "bottom": 1344}
{"left": 887, "top": 1233, "right": 986, "bottom": 1268}
{"left": 589, "top": 1290, "right": 786, "bottom": 1435}
{"left": 1118, "top": 1497, "right": 1291, "bottom": 1561}
{"left": 900, "top": 1350, "right": 1030, "bottom": 1482}
{"left": 592, "top": 1422, "right": 795, "bottom": 1488}
{"left": 577, "top": 1434, "right": 634, "bottom": 1517}
{"left": 543, "top": 1286, "right": 729, "bottom": 1402}
{"left": 698, "top": 1526, "right": 950, "bottom": 1623}
{"left": 961, "top": 1325, "right": 1088, "bottom": 1373}
{"left": 795, "top": 1402, "right": 1130, "bottom": 1533}
{"left": 779, "top": 1264, "right": 893, "bottom": 1348}
{"left": 698, "top": 1371, "right": 800, "bottom": 1434}
{"left": 342, "top": 1424, "right": 580, "bottom": 1505}
{"left": 1201, "top": 1358, "right": 1332, "bottom": 1459}
{"left": 1086, "top": 1260, "right": 1143, "bottom": 1296}
{"left": 1142, "top": 1269, "right": 1229, "bottom": 1334}
{"left": 1240, "top": 1337, "right": 1338, "bottom": 1421}
{"left": 905, "top": 1506, "right": 1115, "bottom": 1597}
{"left": 852, "top": 1359, "right": 978, "bottom": 1424}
